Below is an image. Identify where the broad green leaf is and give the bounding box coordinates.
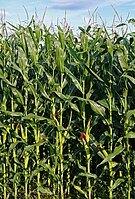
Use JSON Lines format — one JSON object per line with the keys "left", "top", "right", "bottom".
{"left": 23, "top": 113, "right": 46, "bottom": 121}
{"left": 117, "top": 48, "right": 128, "bottom": 71}
{"left": 126, "top": 132, "right": 135, "bottom": 139}
{"left": 79, "top": 172, "right": 97, "bottom": 179}
{"left": 116, "top": 23, "right": 127, "bottom": 28}
{"left": 11, "top": 87, "right": 24, "bottom": 105}
{"left": 8, "top": 141, "right": 22, "bottom": 154}
{"left": 84, "top": 64, "right": 104, "bottom": 83}
{"left": 28, "top": 84, "right": 38, "bottom": 99}
{"left": 55, "top": 92, "right": 70, "bottom": 101}
{"left": 111, "top": 178, "right": 125, "bottom": 190}
{"left": 74, "top": 185, "right": 88, "bottom": 198}
{"left": 126, "top": 109, "right": 135, "bottom": 119}
{"left": 77, "top": 160, "right": 86, "bottom": 172}
{"left": 98, "top": 99, "right": 117, "bottom": 111}
{"left": 22, "top": 144, "right": 35, "bottom": 155}
{"left": 67, "top": 46, "right": 81, "bottom": 62}
{"left": 0, "top": 122, "right": 5, "bottom": 128}
{"left": 0, "top": 68, "right": 14, "bottom": 86}
{"left": 37, "top": 80, "right": 51, "bottom": 101}
{"left": 128, "top": 18, "right": 135, "bottom": 26}
{"left": 98, "top": 145, "right": 124, "bottom": 166}
{"left": 89, "top": 100, "right": 105, "bottom": 117}
{"left": 37, "top": 187, "right": 53, "bottom": 195}
{"left": 124, "top": 75, "right": 135, "bottom": 85}
{"left": 1, "top": 111, "right": 23, "bottom": 117}
{"left": 69, "top": 102, "right": 80, "bottom": 113}
{"left": 112, "top": 161, "right": 119, "bottom": 168}
{"left": 65, "top": 67, "right": 83, "bottom": 93}
{"left": 11, "top": 63, "right": 29, "bottom": 83}
{"left": 36, "top": 140, "right": 45, "bottom": 146}
{"left": 17, "top": 46, "right": 28, "bottom": 70}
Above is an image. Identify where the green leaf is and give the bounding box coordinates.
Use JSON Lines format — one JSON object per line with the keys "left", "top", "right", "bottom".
{"left": 8, "top": 141, "right": 22, "bottom": 154}
{"left": 36, "top": 140, "right": 45, "bottom": 146}
{"left": 74, "top": 185, "right": 88, "bottom": 198}
{"left": 126, "top": 132, "right": 135, "bottom": 139}
{"left": 126, "top": 109, "right": 135, "bottom": 119}
{"left": 0, "top": 68, "right": 14, "bottom": 86}
{"left": 55, "top": 92, "right": 70, "bottom": 101}
{"left": 84, "top": 65, "right": 104, "bottom": 83}
{"left": 98, "top": 99, "right": 117, "bottom": 111}
{"left": 11, "top": 88, "right": 24, "bottom": 105}
{"left": 77, "top": 160, "right": 86, "bottom": 172}
{"left": 23, "top": 113, "right": 46, "bottom": 121}
{"left": 69, "top": 102, "right": 80, "bottom": 112}
{"left": 98, "top": 145, "right": 124, "bottom": 166}
{"left": 89, "top": 100, "right": 105, "bottom": 117}
{"left": 11, "top": 63, "right": 29, "bottom": 83}
{"left": 116, "top": 23, "right": 127, "bottom": 28}
{"left": 128, "top": 18, "right": 135, "bottom": 26}
{"left": 37, "top": 80, "right": 51, "bottom": 101}
{"left": 111, "top": 178, "right": 125, "bottom": 190}
{"left": 65, "top": 67, "right": 83, "bottom": 93}
{"left": 124, "top": 75, "right": 135, "bottom": 85}
{"left": 67, "top": 46, "right": 81, "bottom": 62}
{"left": 22, "top": 144, "right": 35, "bottom": 155}
{"left": 117, "top": 48, "right": 128, "bottom": 71}
{"left": 37, "top": 187, "right": 53, "bottom": 195}
{"left": 0, "top": 122, "right": 5, "bottom": 128}
{"left": 1, "top": 111, "right": 23, "bottom": 117}
{"left": 79, "top": 172, "right": 97, "bottom": 179}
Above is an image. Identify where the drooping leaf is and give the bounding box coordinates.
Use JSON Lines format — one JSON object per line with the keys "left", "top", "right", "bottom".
{"left": 37, "top": 80, "right": 51, "bottom": 101}
{"left": 98, "top": 145, "right": 124, "bottom": 166}
{"left": 111, "top": 178, "right": 125, "bottom": 190}
{"left": 69, "top": 102, "right": 80, "bottom": 113}
{"left": 84, "top": 64, "right": 104, "bottom": 83}
{"left": 126, "top": 109, "right": 135, "bottom": 119}
{"left": 1, "top": 111, "right": 23, "bottom": 117}
{"left": 23, "top": 113, "right": 46, "bottom": 121}
{"left": 11, "top": 87, "right": 24, "bottom": 105}
{"left": 79, "top": 172, "right": 97, "bottom": 179}
{"left": 0, "top": 122, "right": 5, "bottom": 128}
{"left": 65, "top": 67, "right": 83, "bottom": 93}
{"left": 73, "top": 185, "right": 88, "bottom": 198}
{"left": 89, "top": 100, "right": 106, "bottom": 117}
{"left": 126, "top": 132, "right": 135, "bottom": 139}
{"left": 124, "top": 75, "right": 135, "bottom": 85}
{"left": 37, "top": 187, "right": 53, "bottom": 195}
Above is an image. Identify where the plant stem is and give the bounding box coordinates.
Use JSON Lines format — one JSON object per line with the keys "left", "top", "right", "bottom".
{"left": 108, "top": 90, "right": 113, "bottom": 199}
{"left": 24, "top": 88, "right": 28, "bottom": 199}
{"left": 3, "top": 132, "right": 7, "bottom": 199}
{"left": 11, "top": 94, "right": 18, "bottom": 199}
{"left": 59, "top": 73, "right": 64, "bottom": 199}
{"left": 85, "top": 120, "right": 91, "bottom": 199}
{"left": 124, "top": 79, "right": 131, "bottom": 199}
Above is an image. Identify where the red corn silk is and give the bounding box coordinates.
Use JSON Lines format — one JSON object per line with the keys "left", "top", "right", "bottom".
{"left": 43, "top": 137, "right": 48, "bottom": 141}
{"left": 79, "top": 132, "right": 86, "bottom": 140}
{"left": 96, "top": 143, "right": 100, "bottom": 148}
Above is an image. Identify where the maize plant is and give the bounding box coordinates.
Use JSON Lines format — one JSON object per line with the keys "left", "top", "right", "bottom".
{"left": 0, "top": 15, "right": 135, "bottom": 199}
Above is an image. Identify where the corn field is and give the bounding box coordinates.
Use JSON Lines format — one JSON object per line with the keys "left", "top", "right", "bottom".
{"left": 0, "top": 16, "right": 135, "bottom": 199}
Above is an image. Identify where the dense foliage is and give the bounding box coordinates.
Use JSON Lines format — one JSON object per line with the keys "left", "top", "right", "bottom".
{"left": 0, "top": 17, "right": 135, "bottom": 199}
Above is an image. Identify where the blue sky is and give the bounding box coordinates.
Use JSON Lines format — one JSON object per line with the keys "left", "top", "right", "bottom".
{"left": 0, "top": 0, "right": 135, "bottom": 31}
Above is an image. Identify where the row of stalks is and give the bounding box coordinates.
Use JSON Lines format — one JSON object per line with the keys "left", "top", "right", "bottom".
{"left": 0, "top": 16, "right": 135, "bottom": 199}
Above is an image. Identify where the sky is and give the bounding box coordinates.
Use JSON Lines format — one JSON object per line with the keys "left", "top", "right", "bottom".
{"left": 0, "top": 0, "right": 135, "bottom": 31}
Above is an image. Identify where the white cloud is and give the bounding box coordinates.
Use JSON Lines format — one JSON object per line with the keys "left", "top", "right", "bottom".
{"left": 49, "top": 0, "right": 135, "bottom": 10}
{"left": 50, "top": 0, "right": 98, "bottom": 10}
